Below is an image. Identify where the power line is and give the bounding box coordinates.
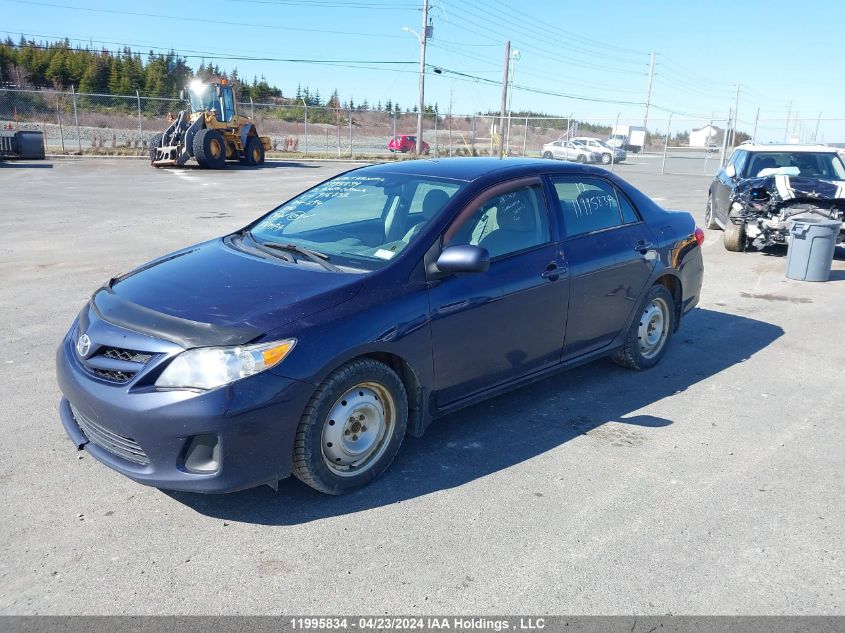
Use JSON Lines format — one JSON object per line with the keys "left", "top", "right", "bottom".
{"left": 0, "top": 0, "right": 410, "bottom": 39}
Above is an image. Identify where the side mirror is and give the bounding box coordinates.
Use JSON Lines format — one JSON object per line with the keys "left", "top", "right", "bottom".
{"left": 179, "top": 89, "right": 186, "bottom": 102}
{"left": 725, "top": 164, "right": 737, "bottom": 179}
{"left": 435, "top": 245, "right": 490, "bottom": 274}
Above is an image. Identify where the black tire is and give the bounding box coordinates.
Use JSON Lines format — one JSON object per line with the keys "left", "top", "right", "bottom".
{"left": 611, "top": 284, "right": 676, "bottom": 371}
{"left": 705, "top": 193, "right": 720, "bottom": 230}
{"left": 148, "top": 133, "right": 163, "bottom": 164}
{"left": 723, "top": 209, "right": 746, "bottom": 252}
{"left": 243, "top": 135, "right": 265, "bottom": 166}
{"left": 601, "top": 152, "right": 612, "bottom": 164}
{"left": 542, "top": 151, "right": 553, "bottom": 159}
{"left": 576, "top": 154, "right": 587, "bottom": 163}
{"left": 192, "top": 128, "right": 226, "bottom": 169}
{"left": 292, "top": 358, "right": 408, "bottom": 495}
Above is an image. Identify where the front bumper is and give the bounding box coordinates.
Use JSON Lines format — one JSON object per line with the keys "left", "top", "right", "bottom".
{"left": 56, "top": 322, "right": 314, "bottom": 493}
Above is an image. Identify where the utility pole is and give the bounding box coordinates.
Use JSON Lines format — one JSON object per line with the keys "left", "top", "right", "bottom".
{"left": 784, "top": 101, "right": 792, "bottom": 143}
{"left": 752, "top": 107, "right": 760, "bottom": 143}
{"left": 415, "top": 0, "right": 429, "bottom": 155}
{"left": 643, "top": 51, "right": 655, "bottom": 133}
{"left": 729, "top": 83, "right": 740, "bottom": 147}
{"left": 498, "top": 40, "right": 511, "bottom": 159}
{"left": 813, "top": 112, "right": 822, "bottom": 143}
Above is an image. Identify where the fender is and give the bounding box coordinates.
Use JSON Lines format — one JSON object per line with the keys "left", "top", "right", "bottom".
{"left": 239, "top": 123, "right": 257, "bottom": 150}
{"left": 177, "top": 115, "right": 204, "bottom": 166}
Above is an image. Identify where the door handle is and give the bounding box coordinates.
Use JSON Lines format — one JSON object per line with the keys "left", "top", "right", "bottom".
{"left": 540, "top": 262, "right": 560, "bottom": 280}
{"left": 634, "top": 240, "right": 654, "bottom": 253}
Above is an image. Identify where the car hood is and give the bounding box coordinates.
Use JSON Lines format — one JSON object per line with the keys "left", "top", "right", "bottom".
{"left": 89, "top": 238, "right": 364, "bottom": 348}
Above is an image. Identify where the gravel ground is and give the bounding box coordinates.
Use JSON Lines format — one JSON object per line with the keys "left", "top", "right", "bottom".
{"left": 0, "top": 157, "right": 842, "bottom": 615}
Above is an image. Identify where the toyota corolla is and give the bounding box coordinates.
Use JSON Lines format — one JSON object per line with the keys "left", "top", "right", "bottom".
{"left": 56, "top": 158, "right": 704, "bottom": 495}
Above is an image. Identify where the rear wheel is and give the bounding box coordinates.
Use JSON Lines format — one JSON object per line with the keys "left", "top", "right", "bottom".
{"left": 148, "top": 133, "right": 163, "bottom": 164}
{"left": 723, "top": 209, "right": 746, "bottom": 252}
{"left": 542, "top": 151, "right": 553, "bottom": 159}
{"left": 705, "top": 193, "right": 720, "bottom": 230}
{"left": 243, "top": 136, "right": 265, "bottom": 166}
{"left": 292, "top": 359, "right": 408, "bottom": 495}
{"left": 612, "top": 285, "right": 675, "bottom": 370}
{"left": 192, "top": 129, "right": 226, "bottom": 169}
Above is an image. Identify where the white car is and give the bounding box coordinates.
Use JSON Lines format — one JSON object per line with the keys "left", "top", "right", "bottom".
{"left": 541, "top": 140, "right": 600, "bottom": 163}
{"left": 571, "top": 137, "right": 627, "bottom": 164}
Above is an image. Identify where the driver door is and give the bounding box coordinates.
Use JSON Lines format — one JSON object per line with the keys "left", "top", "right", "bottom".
{"left": 427, "top": 178, "right": 570, "bottom": 406}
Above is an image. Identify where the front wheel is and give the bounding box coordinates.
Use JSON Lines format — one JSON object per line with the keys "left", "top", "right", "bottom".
{"left": 723, "top": 210, "right": 746, "bottom": 252}
{"left": 612, "top": 285, "right": 675, "bottom": 370}
{"left": 576, "top": 154, "right": 587, "bottom": 163}
{"left": 243, "top": 136, "right": 265, "bottom": 166}
{"left": 705, "top": 193, "right": 720, "bottom": 230}
{"left": 542, "top": 151, "right": 553, "bottom": 159}
{"left": 601, "top": 152, "right": 612, "bottom": 164}
{"left": 192, "top": 129, "right": 226, "bottom": 169}
{"left": 292, "top": 359, "right": 408, "bottom": 495}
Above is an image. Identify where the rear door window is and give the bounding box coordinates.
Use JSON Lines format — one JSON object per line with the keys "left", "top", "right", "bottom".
{"left": 552, "top": 177, "right": 639, "bottom": 236}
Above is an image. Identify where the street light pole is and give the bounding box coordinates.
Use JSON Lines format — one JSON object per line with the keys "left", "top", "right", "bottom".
{"left": 403, "top": 0, "right": 429, "bottom": 156}
{"left": 506, "top": 49, "right": 520, "bottom": 155}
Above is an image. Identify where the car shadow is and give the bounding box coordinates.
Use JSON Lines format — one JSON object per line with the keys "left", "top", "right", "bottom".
{"left": 227, "top": 161, "right": 323, "bottom": 170}
{"left": 166, "top": 308, "right": 783, "bottom": 525}
{"left": 0, "top": 161, "right": 53, "bottom": 168}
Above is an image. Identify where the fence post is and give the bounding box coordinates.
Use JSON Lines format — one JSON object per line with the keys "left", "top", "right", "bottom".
{"left": 336, "top": 109, "right": 341, "bottom": 158}
{"left": 661, "top": 113, "right": 673, "bottom": 175}
{"left": 448, "top": 110, "right": 452, "bottom": 158}
{"left": 55, "top": 92, "right": 65, "bottom": 153}
{"left": 522, "top": 115, "right": 528, "bottom": 157}
{"left": 303, "top": 101, "right": 308, "bottom": 158}
{"left": 71, "top": 85, "right": 82, "bottom": 154}
{"left": 471, "top": 113, "right": 476, "bottom": 156}
{"left": 434, "top": 113, "right": 438, "bottom": 158}
{"left": 250, "top": 96, "right": 254, "bottom": 119}
{"left": 392, "top": 109, "right": 397, "bottom": 159}
{"left": 348, "top": 106, "right": 353, "bottom": 158}
{"left": 135, "top": 90, "right": 142, "bottom": 148}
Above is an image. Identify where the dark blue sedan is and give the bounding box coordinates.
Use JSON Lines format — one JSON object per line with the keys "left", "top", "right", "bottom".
{"left": 56, "top": 158, "right": 704, "bottom": 494}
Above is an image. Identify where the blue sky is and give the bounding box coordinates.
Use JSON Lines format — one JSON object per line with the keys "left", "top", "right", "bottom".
{"left": 4, "top": 0, "right": 844, "bottom": 139}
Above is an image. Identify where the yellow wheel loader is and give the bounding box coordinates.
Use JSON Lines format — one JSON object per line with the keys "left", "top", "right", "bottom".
{"left": 150, "top": 79, "right": 271, "bottom": 169}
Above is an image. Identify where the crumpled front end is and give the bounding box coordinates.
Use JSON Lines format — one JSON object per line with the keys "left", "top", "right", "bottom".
{"left": 729, "top": 175, "right": 845, "bottom": 248}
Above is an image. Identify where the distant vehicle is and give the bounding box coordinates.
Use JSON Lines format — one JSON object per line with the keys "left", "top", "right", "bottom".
{"left": 608, "top": 125, "right": 646, "bottom": 153}
{"left": 56, "top": 157, "right": 704, "bottom": 494}
{"left": 388, "top": 135, "right": 430, "bottom": 154}
{"left": 706, "top": 143, "right": 845, "bottom": 251}
{"left": 541, "top": 140, "right": 600, "bottom": 163}
{"left": 571, "top": 137, "right": 626, "bottom": 164}
{"left": 150, "top": 79, "right": 271, "bottom": 169}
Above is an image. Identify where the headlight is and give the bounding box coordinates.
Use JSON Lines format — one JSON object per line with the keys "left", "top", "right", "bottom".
{"left": 155, "top": 339, "right": 296, "bottom": 390}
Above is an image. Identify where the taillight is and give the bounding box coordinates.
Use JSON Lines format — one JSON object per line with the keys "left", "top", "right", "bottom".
{"left": 694, "top": 227, "right": 705, "bottom": 246}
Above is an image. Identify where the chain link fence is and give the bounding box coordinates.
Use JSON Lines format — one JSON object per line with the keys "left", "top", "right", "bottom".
{"left": 2, "top": 87, "right": 839, "bottom": 177}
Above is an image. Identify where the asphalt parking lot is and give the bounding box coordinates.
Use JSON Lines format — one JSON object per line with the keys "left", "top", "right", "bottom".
{"left": 1, "top": 157, "right": 843, "bottom": 615}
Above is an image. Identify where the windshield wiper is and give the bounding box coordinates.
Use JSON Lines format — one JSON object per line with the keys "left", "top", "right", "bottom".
{"left": 260, "top": 240, "right": 340, "bottom": 272}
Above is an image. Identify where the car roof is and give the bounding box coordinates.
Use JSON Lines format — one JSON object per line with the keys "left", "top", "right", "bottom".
{"left": 353, "top": 157, "right": 603, "bottom": 182}
{"left": 735, "top": 143, "right": 837, "bottom": 154}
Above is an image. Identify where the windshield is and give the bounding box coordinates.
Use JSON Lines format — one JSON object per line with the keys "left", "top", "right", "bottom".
{"left": 746, "top": 152, "right": 845, "bottom": 179}
{"left": 188, "top": 84, "right": 216, "bottom": 112}
{"left": 249, "top": 172, "right": 464, "bottom": 269}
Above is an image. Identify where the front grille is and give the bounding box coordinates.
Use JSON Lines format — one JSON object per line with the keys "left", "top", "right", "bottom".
{"left": 70, "top": 405, "right": 150, "bottom": 466}
{"left": 80, "top": 345, "right": 155, "bottom": 384}
{"left": 90, "top": 368, "right": 134, "bottom": 382}
{"left": 100, "top": 347, "right": 153, "bottom": 364}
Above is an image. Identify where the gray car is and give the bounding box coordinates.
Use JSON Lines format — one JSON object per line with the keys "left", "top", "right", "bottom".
{"left": 571, "top": 137, "right": 627, "bottom": 164}
{"left": 541, "top": 140, "right": 600, "bottom": 163}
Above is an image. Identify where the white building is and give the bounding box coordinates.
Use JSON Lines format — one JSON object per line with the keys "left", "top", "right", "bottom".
{"left": 689, "top": 125, "right": 723, "bottom": 147}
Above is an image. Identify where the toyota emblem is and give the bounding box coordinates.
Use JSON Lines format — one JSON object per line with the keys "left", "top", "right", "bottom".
{"left": 76, "top": 333, "right": 91, "bottom": 358}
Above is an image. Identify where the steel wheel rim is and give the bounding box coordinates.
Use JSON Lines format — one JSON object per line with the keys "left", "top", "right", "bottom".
{"left": 637, "top": 297, "right": 670, "bottom": 359}
{"left": 210, "top": 139, "right": 222, "bottom": 159}
{"left": 321, "top": 382, "right": 395, "bottom": 477}
{"left": 602, "top": 153, "right": 611, "bottom": 164}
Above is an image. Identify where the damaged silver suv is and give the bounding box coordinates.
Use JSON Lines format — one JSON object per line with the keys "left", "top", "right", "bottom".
{"left": 706, "top": 143, "right": 845, "bottom": 251}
